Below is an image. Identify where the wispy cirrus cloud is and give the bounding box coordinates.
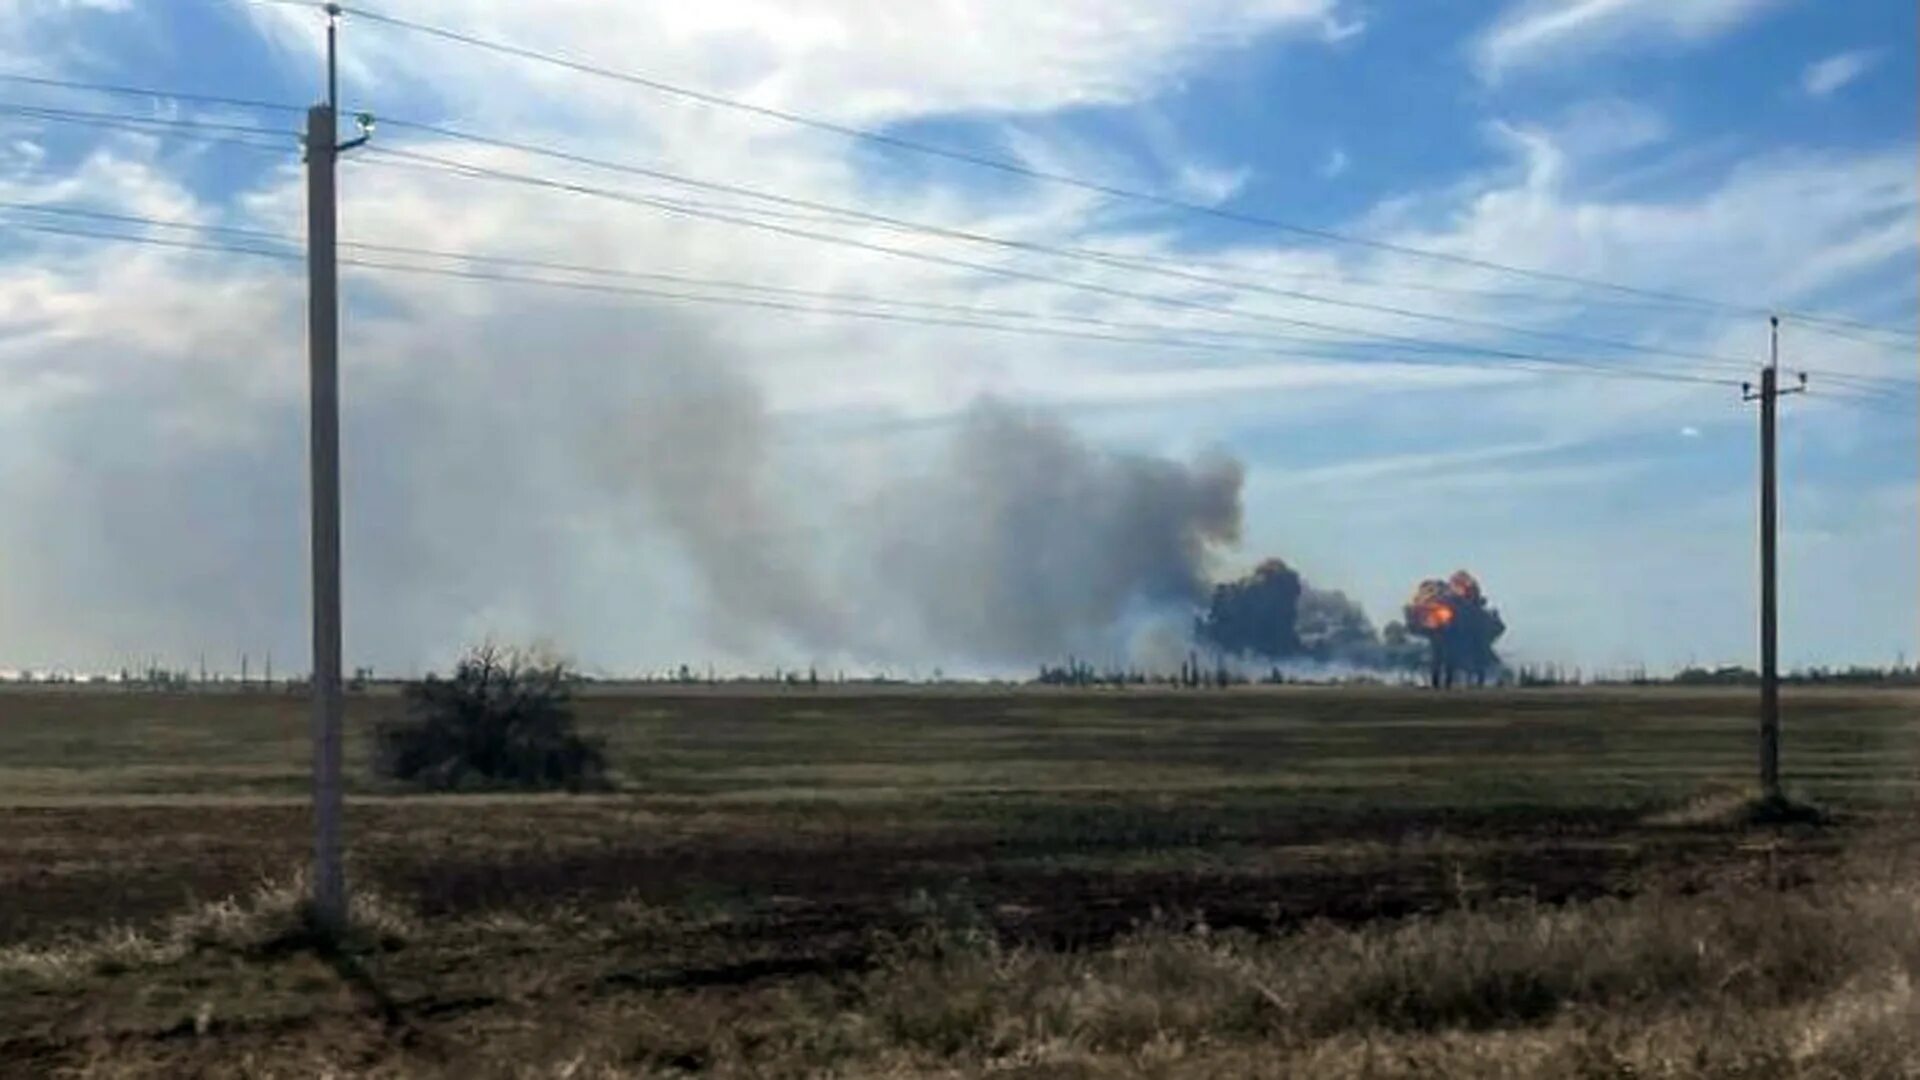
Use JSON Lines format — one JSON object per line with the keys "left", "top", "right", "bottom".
{"left": 1802, "top": 49, "right": 1880, "bottom": 98}
{"left": 247, "top": 0, "right": 1351, "bottom": 127}
{"left": 1174, "top": 161, "right": 1253, "bottom": 204}
{"left": 1474, "top": 0, "right": 1780, "bottom": 81}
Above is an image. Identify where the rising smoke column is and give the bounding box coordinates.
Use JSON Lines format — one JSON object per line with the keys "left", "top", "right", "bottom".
{"left": 870, "top": 399, "right": 1244, "bottom": 665}
{"left": 602, "top": 381, "right": 1245, "bottom": 670}
{"left": 594, "top": 345, "right": 856, "bottom": 659}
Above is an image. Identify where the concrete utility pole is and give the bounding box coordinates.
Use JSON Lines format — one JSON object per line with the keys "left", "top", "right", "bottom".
{"left": 307, "top": 2, "right": 370, "bottom": 934}
{"left": 1743, "top": 316, "right": 1804, "bottom": 801}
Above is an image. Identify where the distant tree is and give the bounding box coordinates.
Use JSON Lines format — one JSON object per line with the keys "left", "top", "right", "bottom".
{"left": 374, "top": 644, "right": 607, "bottom": 792}
{"left": 1672, "top": 665, "right": 1759, "bottom": 687}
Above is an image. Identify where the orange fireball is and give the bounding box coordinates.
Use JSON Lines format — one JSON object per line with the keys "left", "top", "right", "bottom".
{"left": 1403, "top": 568, "right": 1505, "bottom": 689}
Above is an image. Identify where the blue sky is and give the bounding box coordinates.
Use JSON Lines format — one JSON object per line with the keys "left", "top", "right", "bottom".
{"left": 0, "top": 0, "right": 1912, "bottom": 677}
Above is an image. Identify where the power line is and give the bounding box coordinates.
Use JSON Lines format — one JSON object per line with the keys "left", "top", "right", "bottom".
{"left": 0, "top": 108, "right": 299, "bottom": 159}
{"left": 0, "top": 198, "right": 1736, "bottom": 368}
{"left": 1807, "top": 370, "right": 1919, "bottom": 395}
{"left": 0, "top": 182, "right": 1901, "bottom": 394}
{"left": 334, "top": 1, "right": 1916, "bottom": 338}
{"left": 1057, "top": 248, "right": 1727, "bottom": 310}
{"left": 0, "top": 217, "right": 1524, "bottom": 367}
{"left": 0, "top": 102, "right": 303, "bottom": 157}
{"left": 371, "top": 116, "right": 1762, "bottom": 376}
{"left": 0, "top": 115, "right": 296, "bottom": 156}
{"left": 0, "top": 201, "right": 1393, "bottom": 352}
{"left": 1782, "top": 317, "right": 1920, "bottom": 350}
{"left": 0, "top": 100, "right": 296, "bottom": 139}
{"left": 0, "top": 218, "right": 1745, "bottom": 389}
{"left": 9, "top": 69, "right": 1910, "bottom": 344}
{"left": 0, "top": 199, "right": 1393, "bottom": 350}
{"left": 22, "top": 197, "right": 1912, "bottom": 392}
{"left": 1802, "top": 378, "right": 1919, "bottom": 405}
{"left": 353, "top": 146, "right": 1744, "bottom": 386}
{"left": 0, "top": 218, "right": 1519, "bottom": 370}
{"left": 7, "top": 72, "right": 1626, "bottom": 310}
{"left": 2, "top": 218, "right": 301, "bottom": 260}
{"left": 0, "top": 71, "right": 305, "bottom": 115}
{"left": 361, "top": 148, "right": 1814, "bottom": 341}
{"left": 360, "top": 144, "right": 1920, "bottom": 358}
{"left": 8, "top": 63, "right": 1910, "bottom": 345}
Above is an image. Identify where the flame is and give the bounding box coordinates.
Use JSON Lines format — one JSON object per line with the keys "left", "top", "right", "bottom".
{"left": 1407, "top": 575, "right": 1474, "bottom": 634}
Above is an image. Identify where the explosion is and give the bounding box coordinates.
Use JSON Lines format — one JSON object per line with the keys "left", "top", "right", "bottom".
{"left": 1408, "top": 579, "right": 1456, "bottom": 631}
{"left": 1402, "top": 570, "right": 1505, "bottom": 688}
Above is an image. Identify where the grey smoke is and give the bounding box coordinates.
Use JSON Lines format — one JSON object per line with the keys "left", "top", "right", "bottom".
{"left": 866, "top": 399, "right": 1243, "bottom": 664}
{"left": 1, "top": 276, "right": 1248, "bottom": 675}
{"left": 592, "top": 354, "right": 852, "bottom": 657}
{"left": 595, "top": 368, "right": 1246, "bottom": 668}
{"left": 1296, "top": 586, "right": 1379, "bottom": 661}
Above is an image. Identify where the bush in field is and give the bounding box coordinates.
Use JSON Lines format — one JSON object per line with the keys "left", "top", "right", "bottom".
{"left": 375, "top": 644, "right": 607, "bottom": 791}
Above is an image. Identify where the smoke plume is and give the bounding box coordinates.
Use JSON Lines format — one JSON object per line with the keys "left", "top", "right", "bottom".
{"left": 1296, "top": 585, "right": 1381, "bottom": 662}
{"left": 1195, "top": 558, "right": 1418, "bottom": 670}
{"left": 871, "top": 399, "right": 1244, "bottom": 664}
{"left": 1195, "top": 559, "right": 1304, "bottom": 659}
{"left": 595, "top": 356, "right": 852, "bottom": 656}
{"left": 597, "top": 374, "right": 1244, "bottom": 670}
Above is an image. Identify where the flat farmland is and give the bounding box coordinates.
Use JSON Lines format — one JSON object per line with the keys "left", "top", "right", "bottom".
{"left": 3, "top": 685, "right": 1918, "bottom": 1077}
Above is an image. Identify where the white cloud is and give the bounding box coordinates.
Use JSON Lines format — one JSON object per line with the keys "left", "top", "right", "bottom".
{"left": 1802, "top": 49, "right": 1880, "bottom": 98}
{"left": 1475, "top": 0, "right": 1779, "bottom": 80}
{"left": 0, "top": 0, "right": 130, "bottom": 71}
{"left": 252, "top": 0, "right": 1342, "bottom": 127}
{"left": 1549, "top": 98, "right": 1669, "bottom": 159}
{"left": 1321, "top": 147, "right": 1350, "bottom": 178}
{"left": 1321, "top": 14, "right": 1367, "bottom": 42}
{"left": 1174, "top": 161, "right": 1253, "bottom": 204}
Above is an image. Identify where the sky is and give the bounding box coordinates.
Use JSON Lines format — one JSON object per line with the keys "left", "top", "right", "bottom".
{"left": 0, "top": 0, "right": 1913, "bottom": 678}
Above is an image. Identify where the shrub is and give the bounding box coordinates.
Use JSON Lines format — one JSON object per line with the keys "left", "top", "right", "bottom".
{"left": 375, "top": 644, "right": 608, "bottom": 791}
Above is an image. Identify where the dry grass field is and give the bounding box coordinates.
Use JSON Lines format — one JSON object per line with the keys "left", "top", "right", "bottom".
{"left": 2, "top": 684, "right": 1917, "bottom": 1077}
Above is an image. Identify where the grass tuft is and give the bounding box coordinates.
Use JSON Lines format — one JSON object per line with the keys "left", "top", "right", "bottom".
{"left": 0, "top": 870, "right": 414, "bottom": 985}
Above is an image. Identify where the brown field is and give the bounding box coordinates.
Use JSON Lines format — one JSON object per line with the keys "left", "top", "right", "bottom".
{"left": 2, "top": 685, "right": 1917, "bottom": 1077}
